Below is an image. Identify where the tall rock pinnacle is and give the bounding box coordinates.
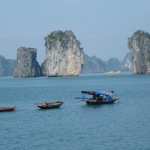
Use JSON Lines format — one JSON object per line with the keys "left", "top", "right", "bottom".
{"left": 128, "top": 30, "right": 150, "bottom": 74}
{"left": 44, "top": 30, "right": 84, "bottom": 76}
{"left": 13, "top": 47, "right": 42, "bottom": 77}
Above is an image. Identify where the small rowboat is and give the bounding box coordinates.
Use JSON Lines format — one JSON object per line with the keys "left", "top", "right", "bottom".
{"left": 36, "top": 101, "right": 64, "bottom": 109}
{"left": 0, "top": 106, "right": 16, "bottom": 112}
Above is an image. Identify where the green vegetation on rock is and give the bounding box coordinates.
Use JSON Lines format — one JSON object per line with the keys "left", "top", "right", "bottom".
{"left": 48, "top": 31, "right": 67, "bottom": 41}
{"left": 134, "top": 30, "right": 150, "bottom": 39}
{"left": 146, "top": 56, "right": 150, "bottom": 62}
{"left": 45, "top": 30, "right": 71, "bottom": 47}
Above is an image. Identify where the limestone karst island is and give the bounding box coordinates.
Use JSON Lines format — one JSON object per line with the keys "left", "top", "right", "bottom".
{"left": 13, "top": 47, "right": 42, "bottom": 77}
{"left": 128, "top": 30, "right": 150, "bottom": 74}
{"left": 13, "top": 30, "right": 84, "bottom": 77}
{"left": 0, "top": 30, "right": 150, "bottom": 77}
{"left": 43, "top": 30, "right": 84, "bottom": 76}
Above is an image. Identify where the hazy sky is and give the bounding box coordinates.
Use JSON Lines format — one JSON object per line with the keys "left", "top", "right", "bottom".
{"left": 0, "top": 0, "right": 150, "bottom": 64}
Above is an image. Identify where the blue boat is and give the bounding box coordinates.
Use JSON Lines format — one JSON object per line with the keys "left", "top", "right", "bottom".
{"left": 81, "top": 91, "right": 118, "bottom": 105}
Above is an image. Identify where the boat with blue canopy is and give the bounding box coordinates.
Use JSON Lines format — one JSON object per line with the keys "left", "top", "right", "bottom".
{"left": 80, "top": 90, "right": 118, "bottom": 105}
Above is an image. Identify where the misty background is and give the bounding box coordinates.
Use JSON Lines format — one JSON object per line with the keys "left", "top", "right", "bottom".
{"left": 0, "top": 0, "right": 150, "bottom": 64}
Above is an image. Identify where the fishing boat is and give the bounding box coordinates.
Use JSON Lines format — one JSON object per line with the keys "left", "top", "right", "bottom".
{"left": 80, "top": 91, "right": 118, "bottom": 105}
{"left": 36, "top": 101, "right": 64, "bottom": 109}
{"left": 0, "top": 106, "right": 16, "bottom": 112}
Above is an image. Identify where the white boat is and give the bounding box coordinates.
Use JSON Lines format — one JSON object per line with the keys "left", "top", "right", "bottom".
{"left": 104, "top": 71, "right": 123, "bottom": 76}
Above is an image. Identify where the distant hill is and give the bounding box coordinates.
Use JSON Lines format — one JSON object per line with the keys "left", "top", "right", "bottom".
{"left": 80, "top": 54, "right": 106, "bottom": 74}
{"left": 105, "top": 58, "right": 121, "bottom": 72}
{"left": 0, "top": 55, "right": 17, "bottom": 76}
{"left": 81, "top": 54, "right": 131, "bottom": 74}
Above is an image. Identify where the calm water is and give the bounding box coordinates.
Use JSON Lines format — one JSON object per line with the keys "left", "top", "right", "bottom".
{"left": 0, "top": 73, "right": 150, "bottom": 150}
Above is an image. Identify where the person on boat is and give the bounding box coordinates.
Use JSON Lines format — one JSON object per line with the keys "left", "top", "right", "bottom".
{"left": 109, "top": 91, "right": 113, "bottom": 96}
{"left": 110, "top": 91, "right": 116, "bottom": 98}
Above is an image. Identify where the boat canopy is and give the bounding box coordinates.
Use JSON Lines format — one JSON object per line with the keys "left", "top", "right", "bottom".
{"left": 96, "top": 91, "right": 112, "bottom": 100}
{"left": 96, "top": 91, "right": 111, "bottom": 96}
{"left": 81, "top": 90, "right": 113, "bottom": 100}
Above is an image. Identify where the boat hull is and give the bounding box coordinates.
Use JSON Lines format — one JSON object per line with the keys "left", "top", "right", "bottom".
{"left": 37, "top": 104, "right": 62, "bottom": 109}
{"left": 85, "top": 99, "right": 117, "bottom": 105}
{"left": 36, "top": 101, "right": 63, "bottom": 109}
{"left": 0, "top": 106, "right": 16, "bottom": 112}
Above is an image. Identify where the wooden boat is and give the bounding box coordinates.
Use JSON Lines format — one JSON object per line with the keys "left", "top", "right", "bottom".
{"left": 36, "top": 101, "right": 64, "bottom": 109}
{"left": 0, "top": 106, "right": 16, "bottom": 112}
{"left": 81, "top": 91, "right": 118, "bottom": 105}
{"left": 85, "top": 98, "right": 117, "bottom": 105}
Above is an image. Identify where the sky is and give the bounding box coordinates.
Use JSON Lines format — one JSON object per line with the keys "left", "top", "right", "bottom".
{"left": 0, "top": 0, "right": 150, "bottom": 64}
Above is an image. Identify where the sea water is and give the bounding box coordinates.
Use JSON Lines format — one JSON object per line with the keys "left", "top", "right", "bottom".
{"left": 0, "top": 73, "right": 150, "bottom": 150}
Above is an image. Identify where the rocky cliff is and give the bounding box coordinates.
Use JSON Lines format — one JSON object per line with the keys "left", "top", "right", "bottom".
{"left": 0, "top": 55, "right": 16, "bottom": 76}
{"left": 121, "top": 52, "right": 132, "bottom": 72}
{"left": 13, "top": 47, "right": 42, "bottom": 77}
{"left": 44, "top": 30, "right": 84, "bottom": 76}
{"left": 128, "top": 30, "right": 150, "bottom": 74}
